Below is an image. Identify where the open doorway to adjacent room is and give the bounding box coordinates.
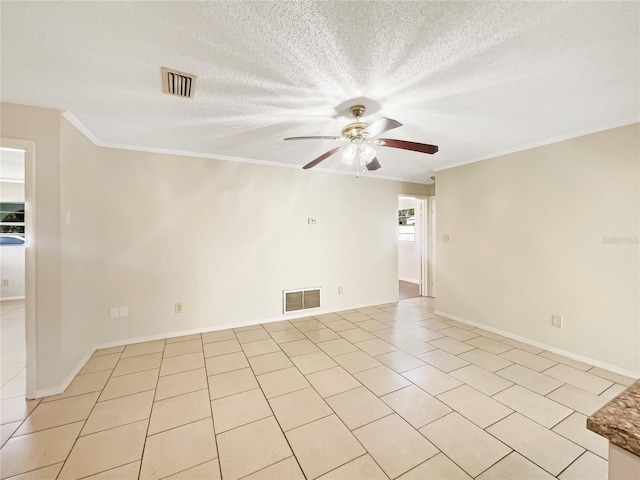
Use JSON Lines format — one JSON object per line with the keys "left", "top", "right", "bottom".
{"left": 0, "top": 147, "right": 26, "bottom": 400}
{"left": 1, "top": 140, "right": 36, "bottom": 401}
{"left": 398, "top": 195, "right": 435, "bottom": 300}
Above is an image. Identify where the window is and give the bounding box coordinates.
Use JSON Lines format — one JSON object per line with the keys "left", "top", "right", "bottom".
{"left": 1, "top": 202, "right": 25, "bottom": 237}
{"left": 399, "top": 208, "right": 415, "bottom": 242}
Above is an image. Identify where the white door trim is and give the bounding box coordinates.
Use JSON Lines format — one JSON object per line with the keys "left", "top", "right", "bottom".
{"left": 398, "top": 194, "right": 435, "bottom": 299}
{"left": 1, "top": 139, "right": 37, "bottom": 399}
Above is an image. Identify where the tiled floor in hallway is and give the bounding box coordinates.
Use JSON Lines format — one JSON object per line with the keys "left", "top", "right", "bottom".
{"left": 0, "top": 300, "right": 26, "bottom": 402}
{"left": 1, "top": 297, "right": 634, "bottom": 479}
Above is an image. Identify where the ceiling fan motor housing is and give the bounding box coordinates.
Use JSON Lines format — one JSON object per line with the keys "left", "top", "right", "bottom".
{"left": 341, "top": 104, "right": 369, "bottom": 141}
{"left": 341, "top": 122, "right": 369, "bottom": 141}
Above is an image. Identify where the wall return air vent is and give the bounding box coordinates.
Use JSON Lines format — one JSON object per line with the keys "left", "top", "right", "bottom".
{"left": 161, "top": 67, "right": 196, "bottom": 98}
{"left": 283, "top": 288, "right": 321, "bottom": 314}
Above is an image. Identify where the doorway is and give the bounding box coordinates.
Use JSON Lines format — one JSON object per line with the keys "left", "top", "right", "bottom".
{"left": 1, "top": 147, "right": 26, "bottom": 401}
{"left": 398, "top": 195, "right": 435, "bottom": 299}
{"left": 1, "top": 140, "right": 36, "bottom": 401}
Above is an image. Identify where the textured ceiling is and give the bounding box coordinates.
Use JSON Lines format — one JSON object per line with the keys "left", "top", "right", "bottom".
{"left": 1, "top": 1, "right": 638, "bottom": 183}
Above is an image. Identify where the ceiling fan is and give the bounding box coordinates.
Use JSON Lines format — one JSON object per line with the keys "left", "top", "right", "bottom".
{"left": 284, "top": 104, "right": 438, "bottom": 174}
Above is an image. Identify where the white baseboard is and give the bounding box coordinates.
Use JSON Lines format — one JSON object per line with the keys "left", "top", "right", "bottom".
{"left": 33, "top": 347, "right": 95, "bottom": 399}
{"left": 35, "top": 299, "right": 401, "bottom": 397}
{"left": 434, "top": 310, "right": 640, "bottom": 379}
{"left": 399, "top": 277, "right": 420, "bottom": 285}
{"left": 96, "top": 299, "right": 400, "bottom": 351}
{"left": 1, "top": 296, "right": 26, "bottom": 301}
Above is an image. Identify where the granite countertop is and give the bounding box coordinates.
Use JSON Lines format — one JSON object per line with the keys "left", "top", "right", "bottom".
{"left": 587, "top": 379, "right": 640, "bottom": 457}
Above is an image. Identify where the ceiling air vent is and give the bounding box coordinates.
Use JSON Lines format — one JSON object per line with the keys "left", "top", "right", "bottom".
{"left": 161, "top": 67, "right": 196, "bottom": 98}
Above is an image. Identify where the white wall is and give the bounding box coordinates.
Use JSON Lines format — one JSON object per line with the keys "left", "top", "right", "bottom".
{"left": 96, "top": 148, "right": 432, "bottom": 343}
{"left": 436, "top": 123, "right": 639, "bottom": 373}
{"left": 398, "top": 196, "right": 421, "bottom": 284}
{"left": 1, "top": 179, "right": 25, "bottom": 299}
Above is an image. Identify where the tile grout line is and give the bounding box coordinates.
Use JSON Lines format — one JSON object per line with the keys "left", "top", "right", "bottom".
{"left": 438, "top": 355, "right": 600, "bottom": 466}
{"left": 137, "top": 338, "right": 166, "bottom": 479}
{"left": 476, "top": 409, "right": 587, "bottom": 478}
{"left": 418, "top": 410, "right": 512, "bottom": 479}
{"left": 75, "top": 459, "right": 140, "bottom": 480}
{"left": 158, "top": 458, "right": 216, "bottom": 480}
{"left": 271, "top": 322, "right": 396, "bottom": 479}
{"left": 236, "top": 327, "right": 308, "bottom": 479}
{"left": 53, "top": 345, "right": 128, "bottom": 480}
{"left": 201, "top": 332, "right": 224, "bottom": 480}
{"left": 554, "top": 449, "right": 591, "bottom": 478}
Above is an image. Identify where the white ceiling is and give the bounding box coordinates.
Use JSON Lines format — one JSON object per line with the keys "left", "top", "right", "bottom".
{"left": 1, "top": 1, "right": 638, "bottom": 184}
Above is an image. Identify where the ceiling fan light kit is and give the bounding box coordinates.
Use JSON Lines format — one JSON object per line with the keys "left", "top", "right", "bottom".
{"left": 284, "top": 104, "right": 438, "bottom": 177}
{"left": 341, "top": 142, "right": 376, "bottom": 167}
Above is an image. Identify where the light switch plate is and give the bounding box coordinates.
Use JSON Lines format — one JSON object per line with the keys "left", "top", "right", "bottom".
{"left": 552, "top": 315, "right": 563, "bottom": 328}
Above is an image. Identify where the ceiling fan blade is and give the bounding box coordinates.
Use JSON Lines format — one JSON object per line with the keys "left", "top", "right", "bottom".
{"left": 302, "top": 146, "right": 344, "bottom": 169}
{"left": 376, "top": 138, "right": 439, "bottom": 154}
{"left": 363, "top": 117, "right": 402, "bottom": 137}
{"left": 284, "top": 136, "right": 342, "bottom": 141}
{"left": 366, "top": 157, "right": 381, "bottom": 171}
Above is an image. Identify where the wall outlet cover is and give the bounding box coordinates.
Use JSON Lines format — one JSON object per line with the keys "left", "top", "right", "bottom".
{"left": 175, "top": 302, "right": 183, "bottom": 314}
{"left": 1, "top": 279, "right": 8, "bottom": 286}
{"left": 110, "top": 307, "right": 119, "bottom": 319}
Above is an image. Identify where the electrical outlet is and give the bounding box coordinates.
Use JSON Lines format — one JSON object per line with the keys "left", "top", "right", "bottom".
{"left": 110, "top": 307, "right": 119, "bottom": 319}
{"left": 338, "top": 285, "right": 344, "bottom": 295}
{"left": 175, "top": 302, "right": 183, "bottom": 314}
{"left": 308, "top": 218, "right": 317, "bottom": 225}
{"left": 1, "top": 279, "right": 8, "bottom": 287}
{"left": 119, "top": 306, "right": 128, "bottom": 317}
{"left": 552, "top": 315, "right": 563, "bottom": 328}
{"left": 442, "top": 234, "right": 450, "bottom": 243}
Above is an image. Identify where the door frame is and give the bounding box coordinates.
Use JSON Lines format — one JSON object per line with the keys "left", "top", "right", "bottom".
{"left": 398, "top": 194, "right": 435, "bottom": 299}
{"left": 423, "top": 196, "right": 436, "bottom": 298}
{"left": 1, "top": 138, "right": 37, "bottom": 399}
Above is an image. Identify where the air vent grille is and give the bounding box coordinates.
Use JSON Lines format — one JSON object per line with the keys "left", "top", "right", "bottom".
{"left": 161, "top": 67, "right": 196, "bottom": 98}
{"left": 283, "top": 288, "right": 321, "bottom": 313}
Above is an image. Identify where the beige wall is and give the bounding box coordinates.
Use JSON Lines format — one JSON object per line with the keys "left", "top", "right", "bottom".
{"left": 59, "top": 117, "right": 99, "bottom": 379}
{"left": 1, "top": 103, "right": 65, "bottom": 391}
{"left": 96, "top": 148, "right": 430, "bottom": 343}
{"left": 2, "top": 102, "right": 432, "bottom": 393}
{"left": 1, "top": 103, "right": 100, "bottom": 392}
{"left": 436, "top": 123, "right": 639, "bottom": 373}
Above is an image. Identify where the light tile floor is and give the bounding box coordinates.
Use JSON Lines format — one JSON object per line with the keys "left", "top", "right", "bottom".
{"left": 0, "top": 300, "right": 26, "bottom": 402}
{"left": 1, "top": 297, "right": 634, "bottom": 479}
